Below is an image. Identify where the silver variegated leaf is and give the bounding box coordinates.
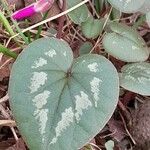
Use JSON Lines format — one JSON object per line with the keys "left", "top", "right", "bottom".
{"left": 9, "top": 37, "right": 119, "bottom": 150}
{"left": 120, "top": 62, "right": 150, "bottom": 96}
{"left": 103, "top": 22, "right": 150, "bottom": 62}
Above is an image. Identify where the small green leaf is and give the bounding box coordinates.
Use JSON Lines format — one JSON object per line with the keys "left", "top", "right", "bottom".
{"left": 0, "top": 11, "right": 15, "bottom": 36}
{"left": 0, "top": 43, "right": 17, "bottom": 59}
{"left": 105, "top": 140, "right": 114, "bottom": 150}
{"left": 107, "top": 0, "right": 145, "bottom": 13}
{"left": 94, "top": 0, "right": 105, "bottom": 13}
{"left": 103, "top": 22, "right": 150, "bottom": 62}
{"left": 120, "top": 62, "right": 150, "bottom": 96}
{"left": 79, "top": 42, "right": 93, "bottom": 55}
{"left": 110, "top": 8, "right": 121, "bottom": 21}
{"left": 67, "top": 0, "right": 89, "bottom": 25}
{"left": 81, "top": 17, "right": 105, "bottom": 39}
{"left": 9, "top": 37, "right": 119, "bottom": 150}
{"left": 146, "top": 12, "right": 150, "bottom": 28}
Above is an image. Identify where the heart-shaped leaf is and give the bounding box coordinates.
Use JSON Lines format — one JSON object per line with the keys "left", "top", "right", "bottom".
{"left": 120, "top": 62, "right": 150, "bottom": 96}
{"left": 67, "top": 0, "right": 89, "bottom": 25}
{"left": 79, "top": 42, "right": 93, "bottom": 55}
{"left": 81, "top": 17, "right": 104, "bottom": 39}
{"left": 103, "top": 22, "right": 150, "bottom": 62}
{"left": 107, "top": 0, "right": 145, "bottom": 13}
{"left": 9, "top": 38, "right": 119, "bottom": 150}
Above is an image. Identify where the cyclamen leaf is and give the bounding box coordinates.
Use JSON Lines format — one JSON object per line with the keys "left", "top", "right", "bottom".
{"left": 120, "top": 62, "right": 150, "bottom": 96}
{"left": 81, "top": 17, "right": 104, "bottom": 39}
{"left": 67, "top": 0, "right": 89, "bottom": 25}
{"left": 146, "top": 12, "right": 150, "bottom": 28}
{"left": 9, "top": 38, "right": 119, "bottom": 150}
{"left": 103, "top": 22, "right": 150, "bottom": 62}
{"left": 79, "top": 42, "right": 93, "bottom": 55}
{"left": 138, "top": 0, "right": 150, "bottom": 13}
{"left": 94, "top": 0, "right": 105, "bottom": 13}
{"left": 110, "top": 8, "right": 121, "bottom": 21}
{"left": 105, "top": 140, "right": 114, "bottom": 150}
{"left": 107, "top": 0, "right": 145, "bottom": 13}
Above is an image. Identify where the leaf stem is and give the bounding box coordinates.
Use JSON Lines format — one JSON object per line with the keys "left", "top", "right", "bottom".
{"left": 35, "top": 11, "right": 49, "bottom": 40}
{"left": 0, "top": 11, "right": 15, "bottom": 36}
{"left": 0, "top": 44, "right": 17, "bottom": 59}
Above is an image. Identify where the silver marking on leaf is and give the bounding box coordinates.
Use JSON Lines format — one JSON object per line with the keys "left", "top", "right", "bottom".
{"left": 45, "top": 49, "right": 56, "bottom": 58}
{"left": 82, "top": 60, "right": 86, "bottom": 63}
{"left": 132, "top": 45, "right": 138, "bottom": 50}
{"left": 124, "top": 75, "right": 136, "bottom": 81}
{"left": 88, "top": 62, "right": 99, "bottom": 72}
{"left": 29, "top": 72, "right": 47, "bottom": 93}
{"left": 63, "top": 51, "right": 67, "bottom": 56}
{"left": 32, "top": 91, "right": 50, "bottom": 142}
{"left": 90, "top": 77, "right": 102, "bottom": 107}
{"left": 32, "top": 90, "right": 50, "bottom": 109}
{"left": 123, "top": 64, "right": 150, "bottom": 84}
{"left": 31, "top": 57, "right": 47, "bottom": 69}
{"left": 75, "top": 91, "right": 92, "bottom": 122}
{"left": 50, "top": 107, "right": 74, "bottom": 144}
{"left": 35, "top": 109, "right": 49, "bottom": 142}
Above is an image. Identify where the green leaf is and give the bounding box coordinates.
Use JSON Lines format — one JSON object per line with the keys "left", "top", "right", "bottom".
{"left": 79, "top": 42, "right": 93, "bottom": 55}
{"left": 120, "top": 62, "right": 150, "bottom": 96}
{"left": 103, "top": 22, "right": 150, "bottom": 62}
{"left": 110, "top": 8, "right": 121, "bottom": 21}
{"left": 146, "top": 12, "right": 150, "bottom": 28}
{"left": 81, "top": 17, "right": 105, "bottom": 39}
{"left": 0, "top": 43, "right": 17, "bottom": 59}
{"left": 105, "top": 140, "right": 114, "bottom": 150}
{"left": 9, "top": 37, "right": 119, "bottom": 150}
{"left": 107, "top": 0, "right": 145, "bottom": 13}
{"left": 94, "top": 0, "right": 105, "bottom": 13}
{"left": 132, "top": 15, "right": 146, "bottom": 29}
{"left": 0, "top": 11, "right": 15, "bottom": 36}
{"left": 138, "top": 0, "right": 150, "bottom": 13}
{"left": 67, "top": 0, "right": 89, "bottom": 25}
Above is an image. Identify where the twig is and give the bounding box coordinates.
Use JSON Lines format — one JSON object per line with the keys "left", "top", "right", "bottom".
{"left": 0, "top": 120, "right": 16, "bottom": 127}
{"left": 0, "top": 104, "right": 19, "bottom": 141}
{"left": 119, "top": 112, "right": 136, "bottom": 145}
{"left": 0, "top": 94, "right": 9, "bottom": 103}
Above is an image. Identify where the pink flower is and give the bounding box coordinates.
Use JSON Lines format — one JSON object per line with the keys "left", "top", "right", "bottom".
{"left": 12, "top": 0, "right": 54, "bottom": 20}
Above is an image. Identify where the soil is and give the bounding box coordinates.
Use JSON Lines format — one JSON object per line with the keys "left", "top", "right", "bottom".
{"left": 130, "top": 99, "right": 150, "bottom": 150}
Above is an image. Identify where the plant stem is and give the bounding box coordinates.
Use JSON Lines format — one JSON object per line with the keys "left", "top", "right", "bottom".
{"left": 0, "top": 11, "right": 15, "bottom": 36}
{"left": 35, "top": 11, "right": 49, "bottom": 40}
{"left": 12, "top": 19, "right": 30, "bottom": 44}
{"left": 0, "top": 10, "right": 22, "bottom": 47}
{"left": 0, "top": 44, "right": 17, "bottom": 59}
{"left": 1, "top": 0, "right": 29, "bottom": 45}
{"left": 132, "top": 14, "right": 146, "bottom": 29}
